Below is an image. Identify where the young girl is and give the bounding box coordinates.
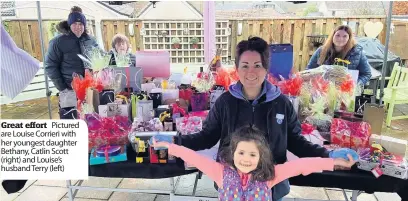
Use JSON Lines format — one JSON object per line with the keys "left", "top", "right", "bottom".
{"left": 151, "top": 126, "right": 357, "bottom": 201}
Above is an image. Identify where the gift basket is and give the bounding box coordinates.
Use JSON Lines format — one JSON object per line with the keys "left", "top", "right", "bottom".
{"left": 357, "top": 143, "right": 408, "bottom": 179}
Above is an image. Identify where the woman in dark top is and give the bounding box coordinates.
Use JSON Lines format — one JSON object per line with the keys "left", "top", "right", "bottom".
{"left": 306, "top": 25, "right": 372, "bottom": 86}
{"left": 108, "top": 34, "right": 136, "bottom": 67}
{"left": 170, "top": 36, "right": 356, "bottom": 201}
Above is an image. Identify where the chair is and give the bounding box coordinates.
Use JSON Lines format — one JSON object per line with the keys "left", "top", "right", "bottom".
{"left": 377, "top": 63, "right": 408, "bottom": 127}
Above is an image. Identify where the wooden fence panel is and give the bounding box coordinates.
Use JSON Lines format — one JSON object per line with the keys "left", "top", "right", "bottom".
{"left": 4, "top": 17, "right": 392, "bottom": 68}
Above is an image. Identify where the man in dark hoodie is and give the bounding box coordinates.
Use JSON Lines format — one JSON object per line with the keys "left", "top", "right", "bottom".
{"left": 168, "top": 37, "right": 357, "bottom": 201}
{"left": 44, "top": 6, "right": 99, "bottom": 92}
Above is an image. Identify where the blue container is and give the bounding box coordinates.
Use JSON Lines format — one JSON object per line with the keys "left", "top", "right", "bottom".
{"left": 269, "top": 44, "right": 293, "bottom": 80}
{"left": 90, "top": 145, "right": 127, "bottom": 165}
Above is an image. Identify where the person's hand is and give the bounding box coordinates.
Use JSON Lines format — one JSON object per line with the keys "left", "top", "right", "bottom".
{"left": 149, "top": 135, "right": 173, "bottom": 150}
{"left": 333, "top": 154, "right": 356, "bottom": 169}
{"left": 149, "top": 137, "right": 170, "bottom": 149}
{"left": 329, "top": 148, "right": 359, "bottom": 161}
{"left": 329, "top": 148, "right": 359, "bottom": 170}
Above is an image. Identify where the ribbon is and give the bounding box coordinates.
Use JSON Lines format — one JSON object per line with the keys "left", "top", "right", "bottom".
{"left": 159, "top": 111, "right": 171, "bottom": 122}
{"left": 171, "top": 101, "right": 188, "bottom": 117}
{"left": 301, "top": 123, "right": 326, "bottom": 142}
{"left": 301, "top": 123, "right": 315, "bottom": 135}
{"left": 334, "top": 58, "right": 351, "bottom": 65}
{"left": 104, "top": 145, "right": 111, "bottom": 162}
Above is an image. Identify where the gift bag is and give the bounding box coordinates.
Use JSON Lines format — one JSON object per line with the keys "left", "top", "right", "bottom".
{"left": 86, "top": 88, "right": 100, "bottom": 113}
{"left": 162, "top": 89, "right": 179, "bottom": 103}
{"left": 330, "top": 118, "right": 371, "bottom": 150}
{"left": 59, "top": 90, "right": 77, "bottom": 108}
{"left": 148, "top": 92, "right": 162, "bottom": 109}
{"left": 210, "top": 85, "right": 225, "bottom": 109}
{"left": 59, "top": 107, "right": 77, "bottom": 119}
{"left": 179, "top": 88, "right": 194, "bottom": 104}
{"left": 116, "top": 67, "right": 143, "bottom": 93}
{"left": 131, "top": 93, "right": 147, "bottom": 119}
{"left": 191, "top": 92, "right": 209, "bottom": 112}
{"left": 99, "top": 89, "right": 115, "bottom": 105}
{"left": 136, "top": 100, "right": 154, "bottom": 122}
{"left": 98, "top": 103, "right": 130, "bottom": 118}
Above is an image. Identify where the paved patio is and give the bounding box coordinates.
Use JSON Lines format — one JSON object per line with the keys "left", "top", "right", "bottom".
{"left": 1, "top": 98, "right": 407, "bottom": 201}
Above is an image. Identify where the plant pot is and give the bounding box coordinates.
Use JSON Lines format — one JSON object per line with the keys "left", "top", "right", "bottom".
{"left": 173, "top": 44, "right": 180, "bottom": 49}
{"left": 192, "top": 44, "right": 198, "bottom": 49}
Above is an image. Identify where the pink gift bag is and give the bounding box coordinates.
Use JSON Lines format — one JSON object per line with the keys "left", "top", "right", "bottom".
{"left": 135, "top": 51, "right": 170, "bottom": 77}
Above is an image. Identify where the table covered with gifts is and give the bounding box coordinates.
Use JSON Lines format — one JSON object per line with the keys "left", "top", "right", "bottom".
{"left": 3, "top": 55, "right": 408, "bottom": 201}
{"left": 53, "top": 55, "right": 408, "bottom": 200}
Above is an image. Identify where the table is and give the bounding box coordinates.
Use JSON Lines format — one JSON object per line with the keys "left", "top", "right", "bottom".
{"left": 289, "top": 165, "right": 407, "bottom": 201}
{"left": 3, "top": 144, "right": 408, "bottom": 201}
{"left": 66, "top": 144, "right": 212, "bottom": 201}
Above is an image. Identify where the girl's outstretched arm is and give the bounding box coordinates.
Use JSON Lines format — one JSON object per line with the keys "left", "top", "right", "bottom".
{"left": 152, "top": 139, "right": 224, "bottom": 187}
{"left": 267, "top": 157, "right": 335, "bottom": 188}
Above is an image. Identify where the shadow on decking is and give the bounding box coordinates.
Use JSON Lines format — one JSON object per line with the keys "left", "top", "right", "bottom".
{"left": 1, "top": 97, "right": 408, "bottom": 140}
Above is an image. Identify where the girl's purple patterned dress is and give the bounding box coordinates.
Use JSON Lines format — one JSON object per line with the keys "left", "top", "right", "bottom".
{"left": 218, "top": 166, "right": 272, "bottom": 201}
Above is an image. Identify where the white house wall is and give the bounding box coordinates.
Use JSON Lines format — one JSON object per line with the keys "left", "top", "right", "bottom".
{"left": 3, "top": 1, "right": 127, "bottom": 20}
{"left": 318, "top": 2, "right": 331, "bottom": 16}
{"left": 138, "top": 1, "right": 202, "bottom": 20}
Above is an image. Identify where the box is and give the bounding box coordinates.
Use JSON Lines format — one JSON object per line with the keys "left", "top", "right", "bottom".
{"left": 369, "top": 134, "right": 407, "bottom": 157}
{"left": 363, "top": 104, "right": 385, "bottom": 135}
{"left": 357, "top": 158, "right": 408, "bottom": 180}
{"left": 90, "top": 145, "right": 127, "bottom": 165}
{"left": 128, "top": 131, "right": 177, "bottom": 164}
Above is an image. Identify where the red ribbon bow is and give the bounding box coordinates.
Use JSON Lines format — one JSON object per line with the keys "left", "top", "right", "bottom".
{"left": 172, "top": 103, "right": 188, "bottom": 117}
{"left": 301, "top": 123, "right": 315, "bottom": 135}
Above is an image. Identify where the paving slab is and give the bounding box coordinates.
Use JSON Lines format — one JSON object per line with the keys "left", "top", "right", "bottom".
{"left": 1, "top": 188, "right": 20, "bottom": 201}
{"left": 155, "top": 195, "right": 170, "bottom": 201}
{"left": 108, "top": 192, "right": 157, "bottom": 201}
{"left": 192, "top": 175, "right": 219, "bottom": 198}
{"left": 117, "top": 178, "right": 172, "bottom": 191}
{"left": 18, "top": 180, "right": 36, "bottom": 193}
{"left": 324, "top": 188, "right": 346, "bottom": 200}
{"left": 35, "top": 180, "right": 79, "bottom": 188}
{"left": 14, "top": 185, "right": 67, "bottom": 201}
{"left": 60, "top": 198, "right": 104, "bottom": 201}
{"left": 288, "top": 186, "right": 329, "bottom": 200}
{"left": 65, "top": 177, "right": 122, "bottom": 200}
{"left": 374, "top": 192, "right": 401, "bottom": 201}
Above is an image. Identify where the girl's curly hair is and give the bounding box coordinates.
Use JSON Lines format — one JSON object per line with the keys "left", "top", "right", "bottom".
{"left": 218, "top": 125, "right": 275, "bottom": 182}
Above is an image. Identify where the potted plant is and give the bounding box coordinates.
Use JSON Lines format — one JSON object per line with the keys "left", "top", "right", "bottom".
{"left": 189, "top": 37, "right": 199, "bottom": 49}
{"left": 172, "top": 37, "right": 181, "bottom": 49}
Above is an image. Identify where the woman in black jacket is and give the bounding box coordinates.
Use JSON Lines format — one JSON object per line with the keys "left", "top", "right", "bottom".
{"left": 108, "top": 34, "right": 136, "bottom": 68}
{"left": 172, "top": 37, "right": 355, "bottom": 201}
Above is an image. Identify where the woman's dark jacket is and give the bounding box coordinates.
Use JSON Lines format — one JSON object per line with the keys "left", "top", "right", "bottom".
{"left": 108, "top": 49, "right": 136, "bottom": 68}
{"left": 306, "top": 44, "right": 372, "bottom": 85}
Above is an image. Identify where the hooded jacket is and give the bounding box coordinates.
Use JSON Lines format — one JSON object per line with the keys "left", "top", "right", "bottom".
{"left": 306, "top": 44, "right": 372, "bottom": 85}
{"left": 177, "top": 80, "right": 330, "bottom": 201}
{"left": 44, "top": 21, "right": 99, "bottom": 91}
